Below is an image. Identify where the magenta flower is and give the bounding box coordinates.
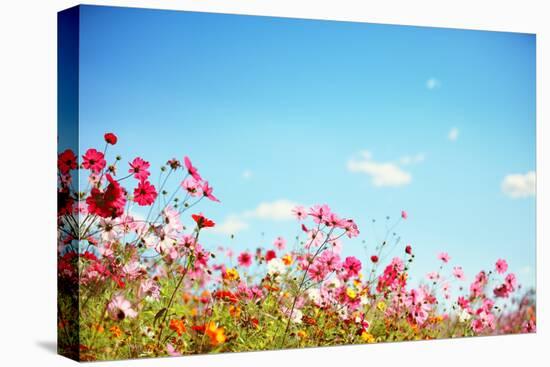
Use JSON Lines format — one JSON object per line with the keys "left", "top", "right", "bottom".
{"left": 133, "top": 180, "right": 158, "bottom": 206}
{"left": 202, "top": 181, "right": 220, "bottom": 202}
{"left": 184, "top": 156, "right": 202, "bottom": 181}
{"left": 82, "top": 148, "right": 106, "bottom": 173}
{"left": 129, "top": 157, "right": 151, "bottom": 181}
{"left": 342, "top": 256, "right": 362, "bottom": 278}
{"left": 401, "top": 210, "right": 408, "bottom": 220}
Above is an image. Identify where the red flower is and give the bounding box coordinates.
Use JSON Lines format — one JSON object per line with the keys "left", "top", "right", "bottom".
{"left": 58, "top": 149, "right": 77, "bottom": 174}
{"left": 370, "top": 255, "right": 379, "bottom": 263}
{"left": 82, "top": 148, "right": 106, "bottom": 173}
{"left": 133, "top": 180, "right": 157, "bottom": 206}
{"left": 104, "top": 132, "right": 118, "bottom": 145}
{"left": 128, "top": 157, "right": 151, "bottom": 181}
{"left": 184, "top": 156, "right": 202, "bottom": 181}
{"left": 213, "top": 290, "right": 238, "bottom": 303}
{"left": 237, "top": 252, "right": 252, "bottom": 267}
{"left": 265, "top": 250, "right": 276, "bottom": 262}
{"left": 405, "top": 245, "right": 412, "bottom": 255}
{"left": 86, "top": 174, "right": 126, "bottom": 218}
{"left": 192, "top": 213, "right": 215, "bottom": 229}
{"left": 58, "top": 190, "right": 74, "bottom": 216}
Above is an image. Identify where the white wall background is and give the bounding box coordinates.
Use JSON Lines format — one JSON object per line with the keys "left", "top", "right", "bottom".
{"left": 0, "top": 1, "right": 547, "bottom": 366}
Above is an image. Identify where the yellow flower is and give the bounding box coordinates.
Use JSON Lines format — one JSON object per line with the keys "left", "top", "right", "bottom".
{"left": 377, "top": 301, "right": 387, "bottom": 312}
{"left": 282, "top": 254, "right": 293, "bottom": 266}
{"left": 361, "top": 331, "right": 375, "bottom": 343}
{"left": 346, "top": 288, "right": 357, "bottom": 299}
{"left": 206, "top": 322, "right": 226, "bottom": 346}
{"left": 297, "top": 330, "right": 307, "bottom": 339}
{"left": 224, "top": 268, "right": 240, "bottom": 281}
{"left": 229, "top": 305, "right": 241, "bottom": 318}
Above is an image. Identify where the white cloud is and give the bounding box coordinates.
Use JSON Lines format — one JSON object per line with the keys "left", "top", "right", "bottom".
{"left": 400, "top": 153, "right": 425, "bottom": 165}
{"left": 214, "top": 199, "right": 298, "bottom": 235}
{"left": 347, "top": 151, "right": 411, "bottom": 187}
{"left": 243, "top": 199, "right": 298, "bottom": 221}
{"left": 426, "top": 78, "right": 441, "bottom": 90}
{"left": 213, "top": 216, "right": 249, "bottom": 235}
{"left": 242, "top": 170, "right": 253, "bottom": 179}
{"left": 501, "top": 171, "right": 536, "bottom": 199}
{"left": 448, "top": 127, "right": 459, "bottom": 141}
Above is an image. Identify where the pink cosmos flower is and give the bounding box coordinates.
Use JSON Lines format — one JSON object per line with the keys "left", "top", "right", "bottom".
{"left": 133, "top": 180, "right": 158, "bottom": 206}
{"left": 82, "top": 148, "right": 106, "bottom": 173}
{"left": 325, "top": 212, "right": 344, "bottom": 228}
{"left": 181, "top": 176, "right": 202, "bottom": 197}
{"left": 505, "top": 273, "right": 517, "bottom": 291}
{"left": 438, "top": 252, "right": 451, "bottom": 263}
{"left": 401, "top": 210, "right": 408, "bottom": 220}
{"left": 342, "top": 219, "right": 360, "bottom": 238}
{"left": 318, "top": 250, "right": 341, "bottom": 272}
{"left": 342, "top": 256, "right": 362, "bottom": 278}
{"left": 308, "top": 262, "right": 329, "bottom": 282}
{"left": 166, "top": 343, "right": 181, "bottom": 357}
{"left": 107, "top": 294, "right": 137, "bottom": 320}
{"left": 184, "top": 156, "right": 202, "bottom": 181}
{"left": 202, "top": 181, "right": 220, "bottom": 202}
{"left": 138, "top": 279, "right": 160, "bottom": 300}
{"left": 128, "top": 157, "right": 151, "bottom": 181}
{"left": 495, "top": 259, "right": 508, "bottom": 274}
{"left": 426, "top": 271, "right": 440, "bottom": 282}
{"left": 237, "top": 252, "right": 252, "bottom": 267}
{"left": 273, "top": 236, "right": 286, "bottom": 251}
{"left": 292, "top": 205, "right": 308, "bottom": 220}
{"left": 453, "top": 266, "right": 465, "bottom": 281}
{"left": 309, "top": 204, "right": 331, "bottom": 224}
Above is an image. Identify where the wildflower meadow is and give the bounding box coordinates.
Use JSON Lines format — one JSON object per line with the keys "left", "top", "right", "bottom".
{"left": 57, "top": 133, "right": 536, "bottom": 361}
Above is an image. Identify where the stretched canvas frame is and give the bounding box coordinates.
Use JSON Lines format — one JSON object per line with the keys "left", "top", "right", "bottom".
{"left": 57, "top": 5, "right": 536, "bottom": 362}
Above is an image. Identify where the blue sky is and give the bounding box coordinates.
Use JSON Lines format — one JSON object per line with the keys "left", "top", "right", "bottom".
{"left": 76, "top": 5, "right": 536, "bottom": 290}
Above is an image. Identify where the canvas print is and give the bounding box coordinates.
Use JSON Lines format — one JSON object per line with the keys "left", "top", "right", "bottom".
{"left": 57, "top": 5, "right": 536, "bottom": 362}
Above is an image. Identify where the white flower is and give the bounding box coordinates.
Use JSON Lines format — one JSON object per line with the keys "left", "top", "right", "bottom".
{"left": 107, "top": 294, "right": 137, "bottom": 320}
{"left": 291, "top": 309, "right": 303, "bottom": 324}
{"left": 267, "top": 258, "right": 286, "bottom": 277}
{"left": 99, "top": 218, "right": 120, "bottom": 242}
{"left": 306, "top": 289, "right": 322, "bottom": 304}
{"left": 458, "top": 308, "right": 471, "bottom": 322}
{"left": 324, "top": 277, "right": 341, "bottom": 290}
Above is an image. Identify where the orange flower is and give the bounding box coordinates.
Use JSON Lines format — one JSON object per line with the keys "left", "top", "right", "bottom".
{"left": 169, "top": 319, "right": 186, "bottom": 336}
{"left": 205, "top": 322, "right": 226, "bottom": 346}
{"left": 93, "top": 324, "right": 104, "bottom": 333}
{"left": 109, "top": 325, "right": 122, "bottom": 338}
{"left": 229, "top": 305, "right": 241, "bottom": 318}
